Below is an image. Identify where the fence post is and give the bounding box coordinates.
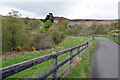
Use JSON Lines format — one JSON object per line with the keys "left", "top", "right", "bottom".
{"left": 52, "top": 55, "right": 57, "bottom": 79}
{"left": 87, "top": 42, "right": 89, "bottom": 47}
{"left": 70, "top": 50, "right": 73, "bottom": 65}
{"left": 77, "top": 47, "right": 81, "bottom": 58}
{"left": 77, "top": 47, "right": 80, "bottom": 52}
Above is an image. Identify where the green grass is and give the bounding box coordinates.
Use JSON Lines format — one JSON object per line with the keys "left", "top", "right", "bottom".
{"left": 1, "top": 50, "right": 50, "bottom": 68}
{"left": 2, "top": 37, "right": 92, "bottom": 78}
{"left": 93, "top": 35, "right": 120, "bottom": 44}
{"left": 69, "top": 22, "right": 91, "bottom": 26}
{"left": 58, "top": 37, "right": 92, "bottom": 49}
{"left": 64, "top": 40, "right": 96, "bottom": 78}
{"left": 55, "top": 37, "right": 92, "bottom": 78}
{"left": 56, "top": 37, "right": 92, "bottom": 63}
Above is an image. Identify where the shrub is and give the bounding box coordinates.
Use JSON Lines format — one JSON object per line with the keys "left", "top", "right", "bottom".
{"left": 17, "top": 46, "right": 22, "bottom": 52}
{"left": 48, "top": 24, "right": 64, "bottom": 43}
{"left": 49, "top": 30, "right": 62, "bottom": 43}
{"left": 21, "top": 52, "right": 26, "bottom": 54}
{"left": 31, "top": 47, "right": 36, "bottom": 51}
{"left": 33, "top": 37, "right": 55, "bottom": 50}
{"left": 66, "top": 28, "right": 79, "bottom": 35}
{"left": 26, "top": 46, "right": 31, "bottom": 51}
{"left": 30, "top": 33, "right": 47, "bottom": 47}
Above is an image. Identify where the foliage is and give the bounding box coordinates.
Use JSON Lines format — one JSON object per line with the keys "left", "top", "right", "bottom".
{"left": 24, "top": 17, "right": 29, "bottom": 25}
{"left": 48, "top": 25, "right": 62, "bottom": 43}
{"left": 27, "top": 19, "right": 43, "bottom": 30}
{"left": 44, "top": 20, "right": 53, "bottom": 30}
{"left": 66, "top": 28, "right": 79, "bottom": 35}
{"left": 91, "top": 23, "right": 108, "bottom": 34}
{"left": 31, "top": 47, "right": 36, "bottom": 51}
{"left": 26, "top": 46, "right": 31, "bottom": 52}
{"left": 2, "top": 10, "right": 31, "bottom": 52}
{"left": 78, "top": 22, "right": 110, "bottom": 35}
{"left": 17, "top": 46, "right": 22, "bottom": 52}
{"left": 49, "top": 30, "right": 62, "bottom": 43}
{"left": 33, "top": 36, "right": 55, "bottom": 50}
{"left": 44, "top": 13, "right": 54, "bottom": 22}
{"left": 32, "top": 20, "right": 69, "bottom": 50}
{"left": 8, "top": 10, "right": 22, "bottom": 18}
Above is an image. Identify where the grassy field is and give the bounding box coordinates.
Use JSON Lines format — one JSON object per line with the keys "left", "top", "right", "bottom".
{"left": 69, "top": 21, "right": 92, "bottom": 26}
{"left": 64, "top": 40, "right": 96, "bottom": 78}
{"left": 58, "top": 37, "right": 91, "bottom": 49}
{"left": 1, "top": 51, "right": 50, "bottom": 68}
{"left": 2, "top": 37, "right": 92, "bottom": 78}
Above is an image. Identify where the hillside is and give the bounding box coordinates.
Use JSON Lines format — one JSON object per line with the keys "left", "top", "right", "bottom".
{"left": 54, "top": 16, "right": 117, "bottom": 23}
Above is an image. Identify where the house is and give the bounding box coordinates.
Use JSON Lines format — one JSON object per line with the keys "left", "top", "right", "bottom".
{"left": 67, "top": 24, "right": 77, "bottom": 28}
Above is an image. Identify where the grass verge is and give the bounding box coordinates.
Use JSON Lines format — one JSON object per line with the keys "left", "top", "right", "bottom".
{"left": 93, "top": 35, "right": 120, "bottom": 44}
{"left": 64, "top": 40, "right": 96, "bottom": 78}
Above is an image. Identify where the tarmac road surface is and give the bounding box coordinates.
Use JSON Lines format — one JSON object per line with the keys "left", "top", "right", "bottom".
{"left": 91, "top": 37, "right": 119, "bottom": 78}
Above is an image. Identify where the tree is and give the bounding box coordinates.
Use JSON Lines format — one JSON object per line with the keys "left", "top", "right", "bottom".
{"left": 24, "top": 16, "right": 29, "bottom": 25}
{"left": 8, "top": 10, "right": 22, "bottom": 18}
{"left": 2, "top": 10, "right": 30, "bottom": 51}
{"left": 44, "top": 13, "right": 54, "bottom": 22}
{"left": 44, "top": 15, "right": 50, "bottom": 22}
{"left": 44, "top": 20, "right": 53, "bottom": 30}
{"left": 49, "top": 13, "right": 54, "bottom": 22}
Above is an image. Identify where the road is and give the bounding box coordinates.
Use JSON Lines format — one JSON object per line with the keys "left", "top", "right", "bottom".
{"left": 91, "top": 37, "right": 119, "bottom": 78}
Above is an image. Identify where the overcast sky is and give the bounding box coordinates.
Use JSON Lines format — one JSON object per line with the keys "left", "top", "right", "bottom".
{"left": 0, "top": 0, "right": 119, "bottom": 19}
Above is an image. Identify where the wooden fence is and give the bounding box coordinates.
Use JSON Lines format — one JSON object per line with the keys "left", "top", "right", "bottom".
{"left": 0, "top": 38, "right": 95, "bottom": 79}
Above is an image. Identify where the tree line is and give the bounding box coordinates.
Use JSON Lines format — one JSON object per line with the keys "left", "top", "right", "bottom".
{"left": 2, "top": 10, "right": 68, "bottom": 52}
{"left": 2, "top": 10, "right": 119, "bottom": 52}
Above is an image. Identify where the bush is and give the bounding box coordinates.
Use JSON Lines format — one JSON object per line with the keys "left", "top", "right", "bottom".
{"left": 17, "top": 46, "right": 22, "bottom": 52}
{"left": 66, "top": 28, "right": 79, "bottom": 35}
{"left": 30, "top": 33, "right": 46, "bottom": 45}
{"left": 33, "top": 37, "right": 55, "bottom": 50}
{"left": 49, "top": 30, "right": 62, "bottom": 43}
{"left": 26, "top": 46, "right": 31, "bottom": 51}
{"left": 48, "top": 25, "right": 63, "bottom": 43}
{"left": 33, "top": 21, "right": 67, "bottom": 50}
{"left": 31, "top": 47, "right": 36, "bottom": 51}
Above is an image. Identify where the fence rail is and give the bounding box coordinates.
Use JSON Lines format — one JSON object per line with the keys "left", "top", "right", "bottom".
{"left": 0, "top": 38, "right": 95, "bottom": 79}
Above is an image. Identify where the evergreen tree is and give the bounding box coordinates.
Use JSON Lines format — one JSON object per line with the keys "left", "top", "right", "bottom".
{"left": 44, "top": 13, "right": 54, "bottom": 22}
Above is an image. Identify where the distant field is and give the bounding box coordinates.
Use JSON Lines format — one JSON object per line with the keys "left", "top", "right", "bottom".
{"left": 69, "top": 20, "right": 116, "bottom": 26}
{"left": 2, "top": 37, "right": 92, "bottom": 78}
{"left": 69, "top": 21, "right": 92, "bottom": 26}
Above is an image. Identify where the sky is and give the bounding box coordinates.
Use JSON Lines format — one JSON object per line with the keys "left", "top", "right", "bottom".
{"left": 0, "top": 0, "right": 119, "bottom": 19}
